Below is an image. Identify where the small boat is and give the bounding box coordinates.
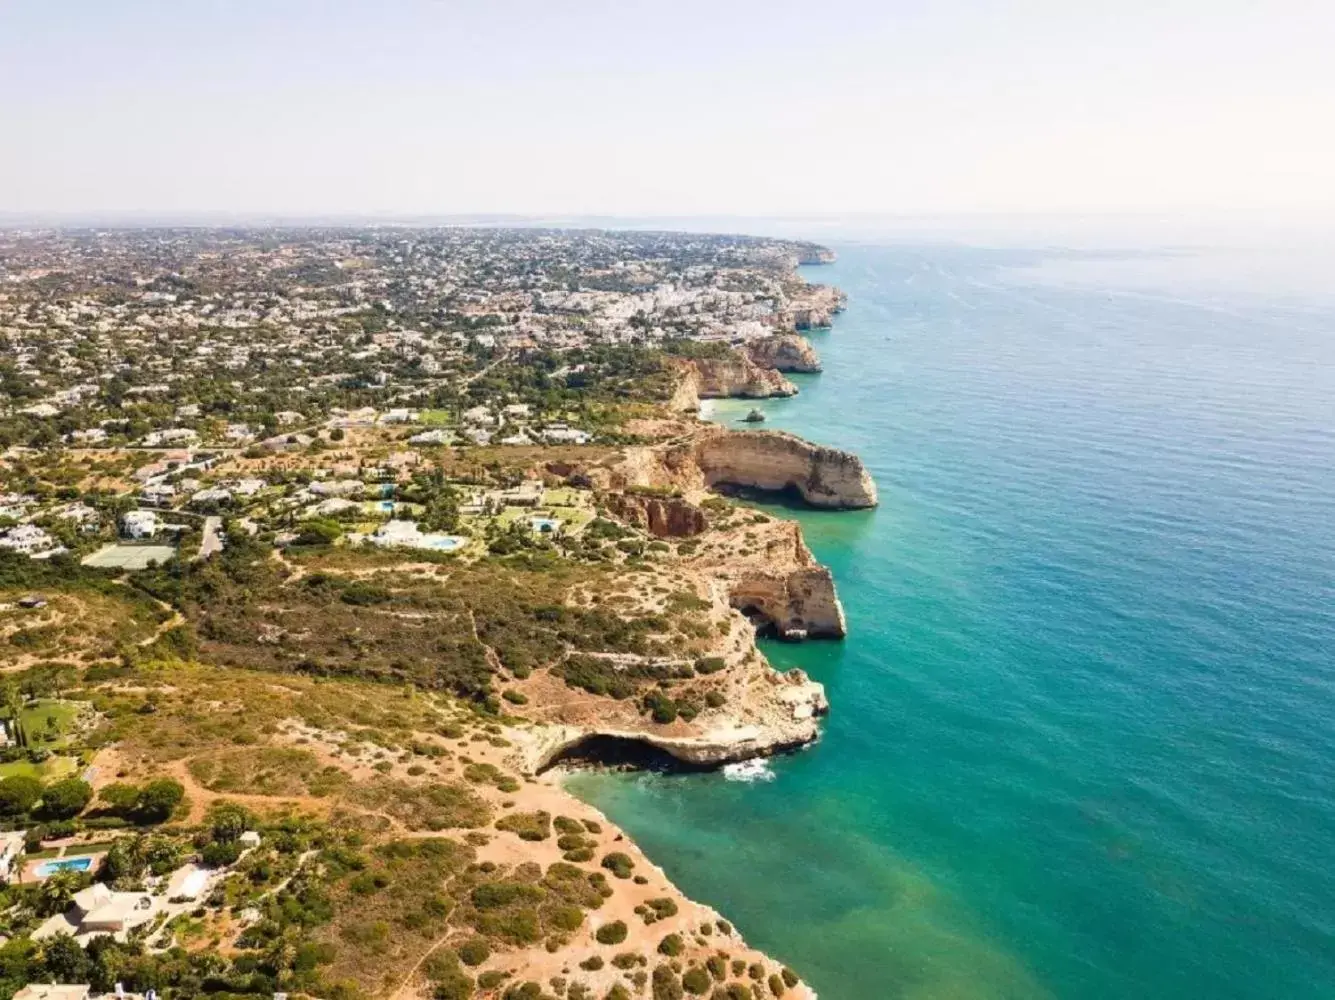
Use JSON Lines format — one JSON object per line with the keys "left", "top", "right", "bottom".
{"left": 741, "top": 408, "right": 766, "bottom": 424}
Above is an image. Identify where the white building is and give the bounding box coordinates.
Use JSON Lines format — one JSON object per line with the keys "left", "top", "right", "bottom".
{"left": 309, "top": 479, "right": 364, "bottom": 498}
{"left": 0, "top": 525, "right": 57, "bottom": 555}
{"left": 139, "top": 484, "right": 176, "bottom": 507}
{"left": 122, "top": 510, "right": 161, "bottom": 539}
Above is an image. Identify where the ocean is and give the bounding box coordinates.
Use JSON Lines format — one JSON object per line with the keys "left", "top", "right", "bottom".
{"left": 565, "top": 241, "right": 1335, "bottom": 1000}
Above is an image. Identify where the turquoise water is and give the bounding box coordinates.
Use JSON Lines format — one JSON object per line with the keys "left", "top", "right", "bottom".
{"left": 567, "top": 243, "right": 1335, "bottom": 1000}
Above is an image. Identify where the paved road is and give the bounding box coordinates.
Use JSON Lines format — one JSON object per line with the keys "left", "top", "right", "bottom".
{"left": 198, "top": 516, "right": 224, "bottom": 560}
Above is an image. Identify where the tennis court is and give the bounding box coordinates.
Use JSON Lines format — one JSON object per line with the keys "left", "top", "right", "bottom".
{"left": 81, "top": 544, "right": 177, "bottom": 570}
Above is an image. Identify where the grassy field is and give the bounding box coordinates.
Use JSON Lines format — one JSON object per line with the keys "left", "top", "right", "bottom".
{"left": 0, "top": 754, "right": 79, "bottom": 781}
{"left": 418, "top": 409, "right": 454, "bottom": 426}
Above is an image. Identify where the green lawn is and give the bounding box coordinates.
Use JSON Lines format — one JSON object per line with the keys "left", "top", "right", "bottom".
{"left": 418, "top": 410, "right": 455, "bottom": 427}
{"left": 20, "top": 700, "right": 79, "bottom": 747}
{"left": 0, "top": 755, "right": 79, "bottom": 781}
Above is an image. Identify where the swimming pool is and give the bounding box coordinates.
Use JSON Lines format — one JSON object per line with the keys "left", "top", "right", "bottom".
{"left": 530, "top": 517, "right": 561, "bottom": 533}
{"left": 423, "top": 535, "right": 463, "bottom": 551}
{"left": 377, "top": 500, "right": 395, "bottom": 512}
{"left": 37, "top": 856, "right": 94, "bottom": 876}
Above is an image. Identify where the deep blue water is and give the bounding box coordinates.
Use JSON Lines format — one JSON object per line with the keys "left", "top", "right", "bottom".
{"left": 567, "top": 243, "right": 1335, "bottom": 1000}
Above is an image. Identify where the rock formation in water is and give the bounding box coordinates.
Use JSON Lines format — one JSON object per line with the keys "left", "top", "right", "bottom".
{"left": 693, "top": 428, "right": 878, "bottom": 509}
{"left": 744, "top": 333, "right": 822, "bottom": 373}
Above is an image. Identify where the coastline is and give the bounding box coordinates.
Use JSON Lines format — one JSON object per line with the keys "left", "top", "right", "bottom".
{"left": 539, "top": 255, "right": 861, "bottom": 994}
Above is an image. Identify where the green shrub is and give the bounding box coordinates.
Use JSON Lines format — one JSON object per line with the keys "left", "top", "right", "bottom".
{"left": 595, "top": 920, "right": 628, "bottom": 945}
{"left": 545, "top": 903, "right": 584, "bottom": 932}
{"left": 458, "top": 937, "right": 491, "bottom": 966}
{"left": 495, "top": 810, "right": 551, "bottom": 841}
{"left": 553, "top": 815, "right": 584, "bottom": 835}
{"left": 780, "top": 969, "right": 798, "bottom": 988}
{"left": 471, "top": 882, "right": 544, "bottom": 909}
{"left": 767, "top": 973, "right": 785, "bottom": 996}
{"left": 652, "top": 965, "right": 683, "bottom": 1000}
{"left": 657, "top": 933, "right": 684, "bottom": 957}
{"left": 683, "top": 967, "right": 712, "bottom": 995}
{"left": 600, "top": 852, "right": 634, "bottom": 879}
{"left": 645, "top": 897, "right": 677, "bottom": 920}
{"left": 579, "top": 956, "right": 604, "bottom": 972}
{"left": 694, "top": 657, "right": 726, "bottom": 675}
{"left": 475, "top": 907, "right": 541, "bottom": 945}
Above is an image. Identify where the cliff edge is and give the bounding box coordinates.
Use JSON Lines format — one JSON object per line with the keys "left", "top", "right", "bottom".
{"left": 745, "top": 333, "right": 822, "bottom": 373}
{"left": 694, "top": 427, "right": 878, "bottom": 510}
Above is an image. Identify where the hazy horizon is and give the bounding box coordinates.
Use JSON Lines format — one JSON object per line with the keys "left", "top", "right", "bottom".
{"left": 4, "top": 1, "right": 1333, "bottom": 221}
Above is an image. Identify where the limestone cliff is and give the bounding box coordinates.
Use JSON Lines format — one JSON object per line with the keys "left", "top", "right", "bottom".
{"left": 779, "top": 282, "right": 847, "bottom": 330}
{"left": 673, "top": 354, "right": 797, "bottom": 400}
{"left": 693, "top": 428, "right": 878, "bottom": 509}
{"left": 695, "top": 516, "right": 849, "bottom": 639}
{"left": 603, "top": 491, "right": 708, "bottom": 538}
{"left": 521, "top": 664, "right": 829, "bottom": 770}
{"left": 744, "top": 333, "right": 822, "bottom": 373}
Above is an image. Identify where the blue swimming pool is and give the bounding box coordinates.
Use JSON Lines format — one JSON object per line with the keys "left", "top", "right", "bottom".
{"left": 423, "top": 535, "right": 463, "bottom": 551}
{"left": 37, "top": 856, "right": 94, "bottom": 876}
{"left": 377, "top": 500, "right": 395, "bottom": 512}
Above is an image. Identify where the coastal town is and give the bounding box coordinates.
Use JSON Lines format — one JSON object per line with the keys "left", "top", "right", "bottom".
{"left": 0, "top": 228, "right": 873, "bottom": 1000}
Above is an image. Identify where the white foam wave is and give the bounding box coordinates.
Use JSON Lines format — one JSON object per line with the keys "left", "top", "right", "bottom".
{"left": 721, "top": 758, "right": 775, "bottom": 783}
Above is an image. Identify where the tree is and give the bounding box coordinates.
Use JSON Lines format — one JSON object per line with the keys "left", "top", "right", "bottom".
{"left": 0, "top": 775, "right": 42, "bottom": 817}
{"left": 98, "top": 782, "right": 141, "bottom": 815}
{"left": 40, "top": 778, "right": 92, "bottom": 820}
{"left": 135, "top": 779, "right": 185, "bottom": 823}
{"left": 36, "top": 870, "right": 87, "bottom": 916}
{"left": 210, "top": 803, "right": 249, "bottom": 843}
{"left": 39, "top": 934, "right": 91, "bottom": 983}
{"left": 2, "top": 681, "right": 26, "bottom": 749}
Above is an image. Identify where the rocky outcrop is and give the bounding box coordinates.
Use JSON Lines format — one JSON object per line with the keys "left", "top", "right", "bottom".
{"left": 522, "top": 668, "right": 829, "bottom": 771}
{"left": 676, "top": 354, "right": 797, "bottom": 400}
{"left": 604, "top": 491, "right": 708, "bottom": 538}
{"left": 744, "top": 334, "right": 822, "bottom": 373}
{"left": 729, "top": 561, "right": 847, "bottom": 639}
{"left": 794, "top": 246, "right": 837, "bottom": 266}
{"left": 694, "top": 428, "right": 877, "bottom": 509}
{"left": 779, "top": 283, "right": 846, "bottom": 330}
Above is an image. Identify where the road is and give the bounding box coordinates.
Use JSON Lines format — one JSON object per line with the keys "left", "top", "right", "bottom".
{"left": 198, "top": 516, "right": 224, "bottom": 560}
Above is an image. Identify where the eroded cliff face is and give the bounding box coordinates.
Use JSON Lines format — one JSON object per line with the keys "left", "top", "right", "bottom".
{"left": 602, "top": 491, "right": 708, "bottom": 537}
{"left": 671, "top": 354, "right": 797, "bottom": 401}
{"left": 694, "top": 428, "right": 878, "bottom": 509}
{"left": 696, "top": 516, "right": 849, "bottom": 639}
{"left": 744, "top": 333, "right": 822, "bottom": 373}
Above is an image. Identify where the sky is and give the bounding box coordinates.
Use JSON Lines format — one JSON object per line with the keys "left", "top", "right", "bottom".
{"left": 2, "top": 0, "right": 1334, "bottom": 221}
